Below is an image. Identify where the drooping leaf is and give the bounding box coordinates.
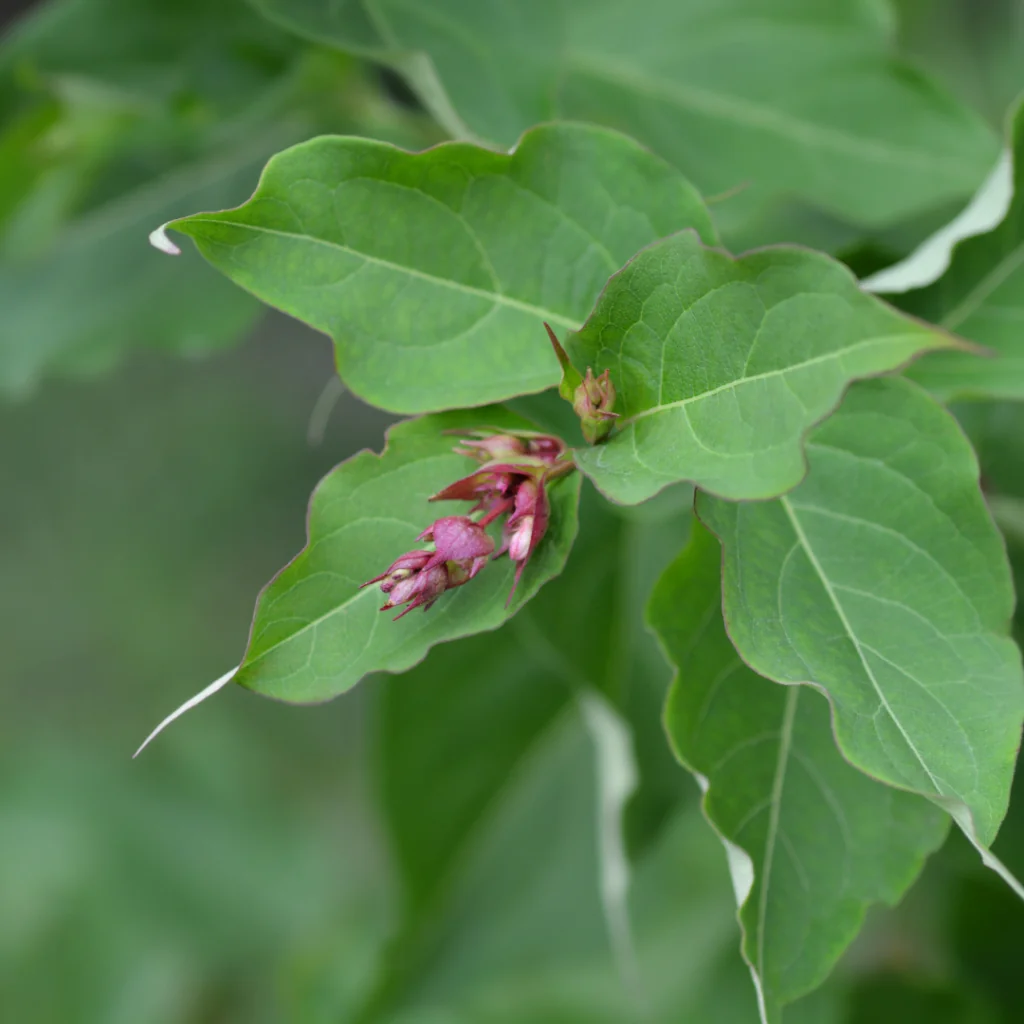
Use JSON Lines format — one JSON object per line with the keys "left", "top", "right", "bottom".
{"left": 567, "top": 230, "right": 956, "bottom": 504}
{"left": 697, "top": 378, "right": 1024, "bottom": 861}
{"left": 250, "top": 0, "right": 999, "bottom": 229}
{"left": 163, "top": 123, "right": 716, "bottom": 414}
{"left": 375, "top": 622, "right": 757, "bottom": 1023}
{"left": 897, "top": 100, "right": 1024, "bottom": 400}
{"left": 232, "top": 407, "right": 581, "bottom": 704}
{"left": 650, "top": 520, "right": 948, "bottom": 1022}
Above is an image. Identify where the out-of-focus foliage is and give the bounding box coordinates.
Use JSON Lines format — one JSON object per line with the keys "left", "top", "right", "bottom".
{"left": 0, "top": 0, "right": 442, "bottom": 397}
{"left": 3, "top": 1, "right": 1024, "bottom": 1022}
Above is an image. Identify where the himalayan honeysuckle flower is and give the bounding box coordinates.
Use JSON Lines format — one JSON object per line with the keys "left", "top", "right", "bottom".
{"left": 361, "top": 516, "right": 494, "bottom": 619}
{"left": 363, "top": 428, "right": 573, "bottom": 618}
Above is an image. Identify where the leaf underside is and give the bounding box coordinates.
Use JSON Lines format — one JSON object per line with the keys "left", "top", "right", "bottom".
{"left": 898, "top": 99, "right": 1024, "bottom": 400}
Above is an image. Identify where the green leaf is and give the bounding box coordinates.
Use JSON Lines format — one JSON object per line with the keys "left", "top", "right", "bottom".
{"left": 375, "top": 621, "right": 756, "bottom": 1022}
{"left": 250, "top": 0, "right": 999, "bottom": 228}
{"left": 164, "top": 123, "right": 716, "bottom": 414}
{"left": 650, "top": 520, "right": 948, "bottom": 1021}
{"left": 567, "top": 230, "right": 955, "bottom": 504}
{"left": 249, "top": 0, "right": 563, "bottom": 146}
{"left": 897, "top": 100, "right": 1024, "bottom": 400}
{"left": 697, "top": 377, "right": 1024, "bottom": 861}
{"left": 233, "top": 407, "right": 581, "bottom": 704}
{"left": 558, "top": 0, "right": 998, "bottom": 226}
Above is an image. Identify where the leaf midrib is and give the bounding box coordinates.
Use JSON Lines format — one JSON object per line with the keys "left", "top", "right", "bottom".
{"left": 179, "top": 217, "right": 579, "bottom": 328}
{"left": 567, "top": 52, "right": 980, "bottom": 173}
{"left": 941, "top": 238, "right": 1024, "bottom": 331}
{"left": 757, "top": 685, "right": 799, "bottom": 984}
{"left": 620, "top": 333, "right": 926, "bottom": 425}
{"left": 779, "top": 496, "right": 944, "bottom": 795}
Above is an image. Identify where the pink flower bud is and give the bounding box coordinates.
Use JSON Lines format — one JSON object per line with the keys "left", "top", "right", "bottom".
{"left": 385, "top": 563, "right": 450, "bottom": 617}
{"left": 418, "top": 516, "right": 495, "bottom": 562}
{"left": 454, "top": 434, "right": 528, "bottom": 462}
{"left": 507, "top": 514, "right": 534, "bottom": 562}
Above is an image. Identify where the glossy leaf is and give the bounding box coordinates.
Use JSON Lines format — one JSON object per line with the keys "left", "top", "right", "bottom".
{"left": 697, "top": 377, "right": 1024, "bottom": 855}
{"left": 898, "top": 100, "right": 1024, "bottom": 400}
{"left": 568, "top": 230, "right": 956, "bottom": 504}
{"left": 232, "top": 407, "right": 581, "bottom": 703}
{"left": 250, "top": 0, "right": 999, "bottom": 228}
{"left": 164, "top": 123, "right": 716, "bottom": 413}
{"left": 651, "top": 521, "right": 948, "bottom": 1021}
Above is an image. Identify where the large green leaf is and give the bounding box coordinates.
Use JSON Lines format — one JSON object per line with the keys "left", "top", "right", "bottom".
{"left": 567, "top": 230, "right": 955, "bottom": 504}
{"left": 650, "top": 521, "right": 948, "bottom": 1022}
{"left": 250, "top": 0, "right": 999, "bottom": 228}
{"left": 249, "top": 0, "right": 562, "bottom": 146}
{"left": 375, "top": 624, "right": 758, "bottom": 1022}
{"left": 697, "top": 378, "right": 1024, "bottom": 864}
{"left": 163, "top": 123, "right": 715, "bottom": 413}
{"left": 897, "top": 101, "right": 1024, "bottom": 400}
{"left": 232, "top": 407, "right": 581, "bottom": 703}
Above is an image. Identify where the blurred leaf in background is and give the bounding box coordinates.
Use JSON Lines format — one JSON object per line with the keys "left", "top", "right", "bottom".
{"left": 0, "top": 0, "right": 442, "bottom": 397}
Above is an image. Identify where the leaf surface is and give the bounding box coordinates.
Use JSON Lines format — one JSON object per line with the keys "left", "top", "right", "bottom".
{"left": 251, "top": 0, "right": 999, "bottom": 227}
{"left": 166, "top": 123, "right": 716, "bottom": 413}
{"left": 233, "top": 407, "right": 581, "bottom": 703}
{"left": 898, "top": 101, "right": 1024, "bottom": 399}
{"left": 650, "top": 521, "right": 948, "bottom": 1021}
{"left": 697, "top": 377, "right": 1024, "bottom": 852}
{"left": 568, "top": 230, "right": 955, "bottom": 504}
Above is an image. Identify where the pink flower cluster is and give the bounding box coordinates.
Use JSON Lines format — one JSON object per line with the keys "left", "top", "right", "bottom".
{"left": 362, "top": 430, "right": 570, "bottom": 619}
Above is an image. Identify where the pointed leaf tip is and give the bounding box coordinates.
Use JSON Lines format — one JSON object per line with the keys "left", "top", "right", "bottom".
{"left": 149, "top": 224, "right": 181, "bottom": 256}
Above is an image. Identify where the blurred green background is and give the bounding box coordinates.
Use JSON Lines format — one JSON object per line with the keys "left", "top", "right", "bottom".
{"left": 2, "top": 0, "right": 1024, "bottom": 1022}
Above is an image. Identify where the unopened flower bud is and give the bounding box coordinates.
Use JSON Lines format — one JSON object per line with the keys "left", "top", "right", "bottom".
{"left": 454, "top": 433, "right": 528, "bottom": 463}
{"left": 418, "top": 516, "right": 495, "bottom": 562}
{"left": 363, "top": 517, "right": 495, "bottom": 618}
{"left": 507, "top": 514, "right": 534, "bottom": 562}
{"left": 573, "top": 368, "right": 618, "bottom": 444}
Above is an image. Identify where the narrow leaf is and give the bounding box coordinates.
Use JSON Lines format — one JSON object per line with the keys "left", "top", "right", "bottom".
{"left": 698, "top": 378, "right": 1024, "bottom": 858}
{"left": 650, "top": 521, "right": 948, "bottom": 1022}
{"left": 897, "top": 99, "right": 1024, "bottom": 400}
{"left": 568, "top": 230, "right": 957, "bottom": 504}
{"left": 162, "top": 123, "right": 716, "bottom": 413}
{"left": 232, "top": 407, "right": 581, "bottom": 703}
